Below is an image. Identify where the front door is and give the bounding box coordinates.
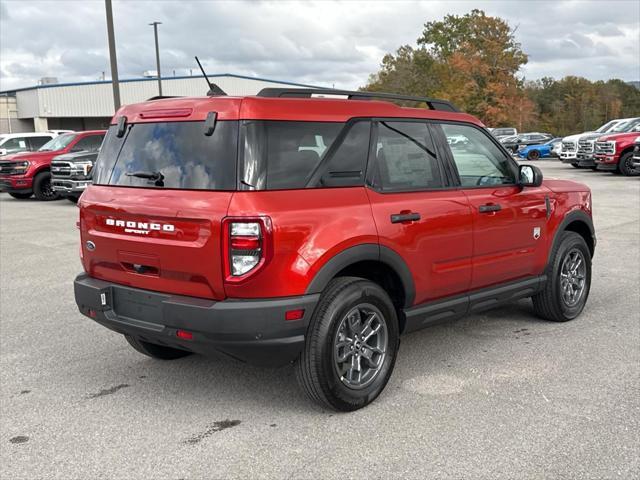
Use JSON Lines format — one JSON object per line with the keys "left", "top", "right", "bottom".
{"left": 366, "top": 120, "right": 473, "bottom": 306}
{"left": 437, "top": 122, "right": 549, "bottom": 290}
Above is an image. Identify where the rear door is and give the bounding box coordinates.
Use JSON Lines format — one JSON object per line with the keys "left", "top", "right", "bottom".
{"left": 82, "top": 120, "right": 238, "bottom": 300}
{"left": 366, "top": 120, "right": 473, "bottom": 305}
{"left": 437, "top": 122, "right": 549, "bottom": 290}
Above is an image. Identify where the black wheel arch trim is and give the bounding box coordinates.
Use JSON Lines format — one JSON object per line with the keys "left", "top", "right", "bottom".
{"left": 550, "top": 209, "right": 596, "bottom": 262}
{"left": 304, "top": 243, "right": 416, "bottom": 308}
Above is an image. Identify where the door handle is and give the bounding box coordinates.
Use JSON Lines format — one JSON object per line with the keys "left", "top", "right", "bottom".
{"left": 390, "top": 212, "right": 421, "bottom": 224}
{"left": 478, "top": 203, "right": 502, "bottom": 213}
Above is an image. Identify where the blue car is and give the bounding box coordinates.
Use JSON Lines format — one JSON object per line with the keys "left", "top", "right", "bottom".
{"left": 517, "top": 138, "right": 562, "bottom": 160}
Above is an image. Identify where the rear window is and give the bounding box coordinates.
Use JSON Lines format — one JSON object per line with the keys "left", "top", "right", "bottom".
{"left": 92, "top": 121, "right": 237, "bottom": 190}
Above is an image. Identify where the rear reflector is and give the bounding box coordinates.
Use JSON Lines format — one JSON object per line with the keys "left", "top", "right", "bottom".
{"left": 176, "top": 330, "right": 193, "bottom": 340}
{"left": 285, "top": 309, "right": 305, "bottom": 321}
{"left": 230, "top": 236, "right": 260, "bottom": 250}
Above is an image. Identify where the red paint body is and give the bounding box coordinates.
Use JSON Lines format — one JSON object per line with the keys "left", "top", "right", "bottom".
{"left": 78, "top": 96, "right": 593, "bottom": 308}
{"left": 0, "top": 130, "right": 105, "bottom": 192}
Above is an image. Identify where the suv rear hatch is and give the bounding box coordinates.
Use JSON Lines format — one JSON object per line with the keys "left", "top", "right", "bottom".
{"left": 80, "top": 119, "right": 238, "bottom": 300}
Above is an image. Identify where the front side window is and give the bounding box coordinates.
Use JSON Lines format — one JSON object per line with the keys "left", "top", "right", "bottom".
{"left": 440, "top": 123, "right": 516, "bottom": 187}
{"left": 93, "top": 121, "right": 237, "bottom": 190}
{"left": 1, "top": 137, "right": 27, "bottom": 150}
{"left": 72, "top": 134, "right": 105, "bottom": 152}
{"left": 372, "top": 121, "right": 443, "bottom": 191}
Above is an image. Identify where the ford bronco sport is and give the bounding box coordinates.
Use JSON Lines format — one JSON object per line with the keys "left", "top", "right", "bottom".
{"left": 74, "top": 88, "right": 596, "bottom": 411}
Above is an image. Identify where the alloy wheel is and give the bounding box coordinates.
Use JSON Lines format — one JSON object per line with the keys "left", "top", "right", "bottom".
{"left": 559, "top": 248, "right": 587, "bottom": 307}
{"left": 333, "top": 303, "right": 388, "bottom": 390}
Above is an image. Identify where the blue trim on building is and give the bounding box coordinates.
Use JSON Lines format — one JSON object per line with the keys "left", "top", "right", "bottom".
{"left": 0, "top": 73, "right": 326, "bottom": 95}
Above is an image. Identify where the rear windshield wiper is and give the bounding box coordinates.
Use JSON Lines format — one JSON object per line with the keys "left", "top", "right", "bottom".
{"left": 125, "top": 170, "right": 164, "bottom": 186}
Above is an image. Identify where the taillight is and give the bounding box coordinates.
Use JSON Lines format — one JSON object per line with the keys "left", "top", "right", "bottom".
{"left": 223, "top": 217, "right": 272, "bottom": 282}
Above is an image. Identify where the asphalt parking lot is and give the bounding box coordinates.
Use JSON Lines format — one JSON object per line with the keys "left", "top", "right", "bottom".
{"left": 1, "top": 161, "right": 638, "bottom": 479}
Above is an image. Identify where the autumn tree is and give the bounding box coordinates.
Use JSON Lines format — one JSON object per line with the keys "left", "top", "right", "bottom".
{"left": 364, "top": 10, "right": 531, "bottom": 126}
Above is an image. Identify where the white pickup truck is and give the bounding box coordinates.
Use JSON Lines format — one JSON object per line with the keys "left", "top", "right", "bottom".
{"left": 560, "top": 118, "right": 634, "bottom": 166}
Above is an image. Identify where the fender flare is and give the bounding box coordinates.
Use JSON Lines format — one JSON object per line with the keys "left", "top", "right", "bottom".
{"left": 549, "top": 209, "right": 596, "bottom": 263}
{"left": 304, "top": 243, "right": 416, "bottom": 308}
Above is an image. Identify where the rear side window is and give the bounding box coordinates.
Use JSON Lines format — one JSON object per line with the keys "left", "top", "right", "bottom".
{"left": 241, "top": 121, "right": 344, "bottom": 190}
{"left": 93, "top": 121, "right": 237, "bottom": 190}
{"left": 28, "top": 136, "right": 52, "bottom": 150}
{"left": 439, "top": 123, "right": 516, "bottom": 187}
{"left": 372, "top": 121, "right": 443, "bottom": 191}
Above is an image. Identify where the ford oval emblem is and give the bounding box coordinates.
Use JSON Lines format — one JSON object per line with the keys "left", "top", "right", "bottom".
{"left": 86, "top": 241, "right": 96, "bottom": 251}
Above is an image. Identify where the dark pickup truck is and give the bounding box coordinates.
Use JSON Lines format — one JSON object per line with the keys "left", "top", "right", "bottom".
{"left": 51, "top": 150, "right": 98, "bottom": 202}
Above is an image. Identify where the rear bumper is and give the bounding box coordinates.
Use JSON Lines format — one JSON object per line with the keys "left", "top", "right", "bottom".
{"left": 0, "top": 175, "right": 33, "bottom": 193}
{"left": 74, "top": 273, "right": 319, "bottom": 366}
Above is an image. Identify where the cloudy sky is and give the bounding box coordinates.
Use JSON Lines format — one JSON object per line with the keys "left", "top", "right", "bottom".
{"left": 1, "top": 0, "right": 638, "bottom": 92}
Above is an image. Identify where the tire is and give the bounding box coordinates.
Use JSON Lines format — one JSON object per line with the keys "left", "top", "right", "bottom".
{"left": 590, "top": 166, "right": 598, "bottom": 171}
{"left": 9, "top": 192, "right": 32, "bottom": 199}
{"left": 66, "top": 195, "right": 79, "bottom": 204}
{"left": 33, "top": 171, "right": 60, "bottom": 201}
{"left": 295, "top": 277, "right": 400, "bottom": 411}
{"left": 532, "top": 231, "right": 591, "bottom": 322}
{"left": 571, "top": 163, "right": 581, "bottom": 169}
{"left": 618, "top": 152, "right": 639, "bottom": 176}
{"left": 124, "top": 335, "right": 192, "bottom": 360}
{"left": 527, "top": 150, "right": 540, "bottom": 160}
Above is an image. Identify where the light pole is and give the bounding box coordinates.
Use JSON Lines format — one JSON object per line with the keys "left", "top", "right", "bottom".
{"left": 149, "top": 21, "right": 163, "bottom": 96}
{"left": 105, "top": 0, "right": 121, "bottom": 111}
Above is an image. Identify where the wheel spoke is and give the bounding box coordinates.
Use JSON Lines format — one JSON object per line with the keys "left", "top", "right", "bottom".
{"left": 347, "top": 310, "right": 362, "bottom": 335}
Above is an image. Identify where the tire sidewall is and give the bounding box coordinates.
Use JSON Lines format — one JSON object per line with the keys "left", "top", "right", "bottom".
{"left": 317, "top": 281, "right": 399, "bottom": 410}
{"left": 528, "top": 150, "right": 539, "bottom": 160}
{"left": 34, "top": 171, "right": 59, "bottom": 201}
{"left": 619, "top": 152, "right": 639, "bottom": 176}
{"left": 549, "top": 233, "right": 592, "bottom": 320}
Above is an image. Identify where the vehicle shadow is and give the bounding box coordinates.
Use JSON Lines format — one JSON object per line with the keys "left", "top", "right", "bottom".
{"left": 103, "top": 298, "right": 556, "bottom": 414}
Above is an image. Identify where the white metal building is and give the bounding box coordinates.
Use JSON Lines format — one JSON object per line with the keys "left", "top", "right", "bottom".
{"left": 0, "top": 74, "right": 323, "bottom": 133}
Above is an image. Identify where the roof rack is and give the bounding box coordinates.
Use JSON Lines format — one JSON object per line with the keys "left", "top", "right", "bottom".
{"left": 256, "top": 88, "right": 459, "bottom": 112}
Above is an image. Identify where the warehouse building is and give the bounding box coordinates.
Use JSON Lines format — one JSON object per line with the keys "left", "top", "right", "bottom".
{"left": 0, "top": 74, "right": 323, "bottom": 134}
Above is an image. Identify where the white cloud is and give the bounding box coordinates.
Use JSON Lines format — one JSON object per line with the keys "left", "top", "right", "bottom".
{"left": 0, "top": 0, "right": 638, "bottom": 92}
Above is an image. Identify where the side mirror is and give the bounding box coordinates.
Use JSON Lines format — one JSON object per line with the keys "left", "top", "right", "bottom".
{"left": 519, "top": 164, "right": 543, "bottom": 187}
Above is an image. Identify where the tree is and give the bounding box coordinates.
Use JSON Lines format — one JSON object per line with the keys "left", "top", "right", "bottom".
{"left": 364, "top": 10, "right": 531, "bottom": 126}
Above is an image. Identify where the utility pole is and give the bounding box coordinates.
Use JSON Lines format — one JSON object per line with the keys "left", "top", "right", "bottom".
{"left": 149, "top": 21, "right": 163, "bottom": 96}
{"left": 105, "top": 0, "right": 121, "bottom": 111}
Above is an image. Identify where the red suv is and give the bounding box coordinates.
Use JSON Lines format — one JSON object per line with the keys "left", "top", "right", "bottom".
{"left": 74, "top": 88, "right": 595, "bottom": 411}
{"left": 0, "top": 130, "right": 106, "bottom": 200}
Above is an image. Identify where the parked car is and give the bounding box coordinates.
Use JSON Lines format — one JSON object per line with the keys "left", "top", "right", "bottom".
{"left": 0, "top": 130, "right": 105, "bottom": 200}
{"left": 573, "top": 118, "right": 640, "bottom": 169}
{"left": 500, "top": 133, "right": 553, "bottom": 153}
{"left": 632, "top": 136, "right": 640, "bottom": 170}
{"left": 74, "top": 88, "right": 595, "bottom": 411}
{"left": 560, "top": 118, "right": 634, "bottom": 166}
{"left": 0, "top": 132, "right": 56, "bottom": 156}
{"left": 517, "top": 138, "right": 562, "bottom": 160}
{"left": 594, "top": 118, "right": 640, "bottom": 176}
{"left": 51, "top": 150, "right": 99, "bottom": 202}
{"left": 490, "top": 127, "right": 517, "bottom": 140}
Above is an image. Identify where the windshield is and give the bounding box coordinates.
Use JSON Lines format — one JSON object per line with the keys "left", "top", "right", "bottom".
{"left": 38, "top": 133, "right": 75, "bottom": 151}
{"left": 93, "top": 121, "right": 237, "bottom": 190}
{"left": 611, "top": 118, "right": 640, "bottom": 133}
{"left": 492, "top": 128, "right": 515, "bottom": 136}
{"left": 596, "top": 120, "right": 618, "bottom": 133}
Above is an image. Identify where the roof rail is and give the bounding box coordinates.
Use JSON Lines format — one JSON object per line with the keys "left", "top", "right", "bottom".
{"left": 256, "top": 88, "right": 459, "bottom": 112}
